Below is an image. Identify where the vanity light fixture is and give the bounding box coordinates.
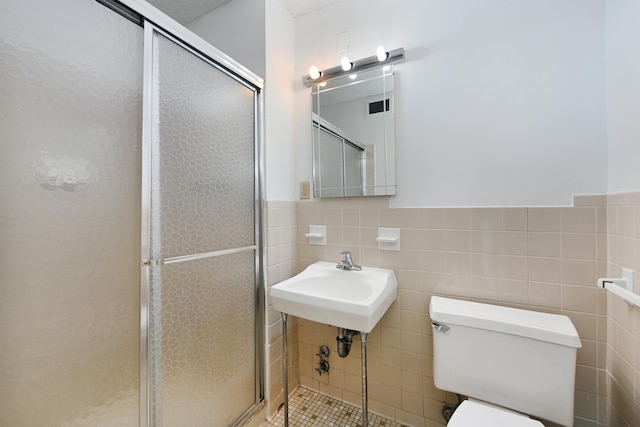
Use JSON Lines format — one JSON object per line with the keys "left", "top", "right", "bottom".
{"left": 308, "top": 65, "right": 321, "bottom": 80}
{"left": 340, "top": 56, "right": 352, "bottom": 71}
{"left": 302, "top": 47, "right": 405, "bottom": 87}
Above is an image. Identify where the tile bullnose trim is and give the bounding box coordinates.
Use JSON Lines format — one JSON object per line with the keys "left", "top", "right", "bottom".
{"left": 573, "top": 194, "right": 608, "bottom": 207}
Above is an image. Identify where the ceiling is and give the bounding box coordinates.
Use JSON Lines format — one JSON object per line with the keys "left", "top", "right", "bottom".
{"left": 145, "top": 0, "right": 232, "bottom": 24}
{"left": 280, "top": 0, "right": 342, "bottom": 18}
{"left": 146, "top": 0, "right": 342, "bottom": 24}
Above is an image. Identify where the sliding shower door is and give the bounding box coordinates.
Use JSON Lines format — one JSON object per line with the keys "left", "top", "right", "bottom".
{"left": 0, "top": 0, "right": 142, "bottom": 425}
{"left": 142, "top": 27, "right": 262, "bottom": 427}
{"left": 1, "top": 2, "right": 263, "bottom": 426}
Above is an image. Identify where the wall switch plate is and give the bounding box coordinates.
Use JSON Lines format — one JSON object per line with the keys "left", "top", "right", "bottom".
{"left": 300, "top": 181, "right": 310, "bottom": 199}
{"left": 336, "top": 31, "right": 349, "bottom": 54}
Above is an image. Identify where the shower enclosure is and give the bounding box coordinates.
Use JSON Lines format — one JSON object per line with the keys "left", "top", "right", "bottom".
{"left": 0, "top": 0, "right": 265, "bottom": 426}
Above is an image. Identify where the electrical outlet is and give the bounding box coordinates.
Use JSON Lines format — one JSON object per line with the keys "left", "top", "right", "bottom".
{"left": 300, "top": 181, "right": 310, "bottom": 199}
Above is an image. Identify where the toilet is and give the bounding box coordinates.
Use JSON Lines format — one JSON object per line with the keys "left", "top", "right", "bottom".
{"left": 429, "top": 296, "right": 582, "bottom": 427}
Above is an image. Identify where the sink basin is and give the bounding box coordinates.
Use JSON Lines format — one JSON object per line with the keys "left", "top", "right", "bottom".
{"left": 269, "top": 261, "right": 398, "bottom": 333}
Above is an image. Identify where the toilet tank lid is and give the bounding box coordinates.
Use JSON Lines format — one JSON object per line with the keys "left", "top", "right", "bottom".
{"left": 430, "top": 296, "right": 582, "bottom": 348}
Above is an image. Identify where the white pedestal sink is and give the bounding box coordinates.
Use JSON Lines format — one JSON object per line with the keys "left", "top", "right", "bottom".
{"left": 269, "top": 261, "right": 398, "bottom": 427}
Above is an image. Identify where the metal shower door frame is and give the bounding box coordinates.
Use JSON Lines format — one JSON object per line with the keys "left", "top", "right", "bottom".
{"left": 139, "top": 20, "right": 265, "bottom": 427}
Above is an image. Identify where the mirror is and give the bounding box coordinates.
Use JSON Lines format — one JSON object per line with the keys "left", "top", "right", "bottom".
{"left": 311, "top": 65, "right": 396, "bottom": 197}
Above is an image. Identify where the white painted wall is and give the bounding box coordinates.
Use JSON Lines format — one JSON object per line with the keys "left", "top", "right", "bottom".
{"left": 606, "top": 0, "right": 640, "bottom": 193}
{"left": 188, "top": 0, "right": 266, "bottom": 78}
{"left": 265, "top": 0, "right": 297, "bottom": 201}
{"left": 294, "top": 0, "right": 608, "bottom": 207}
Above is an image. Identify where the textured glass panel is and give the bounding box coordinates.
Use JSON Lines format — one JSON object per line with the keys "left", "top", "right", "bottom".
{"left": 315, "top": 127, "right": 344, "bottom": 197}
{"left": 344, "top": 144, "right": 364, "bottom": 197}
{"left": 0, "top": 1, "right": 142, "bottom": 426}
{"left": 149, "top": 252, "right": 256, "bottom": 426}
{"left": 150, "top": 33, "right": 256, "bottom": 259}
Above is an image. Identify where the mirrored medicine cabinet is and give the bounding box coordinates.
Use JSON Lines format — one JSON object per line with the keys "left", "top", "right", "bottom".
{"left": 310, "top": 63, "right": 398, "bottom": 198}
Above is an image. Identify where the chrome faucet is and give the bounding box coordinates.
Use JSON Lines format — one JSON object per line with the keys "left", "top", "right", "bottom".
{"left": 336, "top": 251, "right": 362, "bottom": 271}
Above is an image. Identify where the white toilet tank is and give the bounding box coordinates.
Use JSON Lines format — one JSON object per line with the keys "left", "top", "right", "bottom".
{"left": 430, "top": 296, "right": 582, "bottom": 427}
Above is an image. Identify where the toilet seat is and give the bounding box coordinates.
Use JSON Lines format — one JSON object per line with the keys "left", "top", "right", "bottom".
{"left": 448, "top": 400, "right": 545, "bottom": 427}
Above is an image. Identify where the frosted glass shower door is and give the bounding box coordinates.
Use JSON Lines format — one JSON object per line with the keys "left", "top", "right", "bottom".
{"left": 143, "top": 28, "right": 261, "bottom": 427}
{"left": 0, "top": 0, "right": 142, "bottom": 426}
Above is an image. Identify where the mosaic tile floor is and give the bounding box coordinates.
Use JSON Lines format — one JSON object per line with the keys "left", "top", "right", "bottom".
{"left": 263, "top": 387, "right": 408, "bottom": 427}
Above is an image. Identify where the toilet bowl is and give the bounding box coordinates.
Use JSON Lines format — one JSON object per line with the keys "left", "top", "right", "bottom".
{"left": 448, "top": 399, "right": 544, "bottom": 427}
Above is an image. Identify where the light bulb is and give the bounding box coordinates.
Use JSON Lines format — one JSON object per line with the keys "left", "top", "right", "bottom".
{"left": 349, "top": 74, "right": 357, "bottom": 80}
{"left": 309, "top": 65, "right": 321, "bottom": 80}
{"left": 319, "top": 82, "right": 327, "bottom": 87}
{"left": 341, "top": 56, "right": 352, "bottom": 71}
{"left": 376, "top": 46, "right": 388, "bottom": 61}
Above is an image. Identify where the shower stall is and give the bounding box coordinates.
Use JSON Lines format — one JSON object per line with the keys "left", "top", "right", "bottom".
{"left": 0, "top": 0, "right": 265, "bottom": 426}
